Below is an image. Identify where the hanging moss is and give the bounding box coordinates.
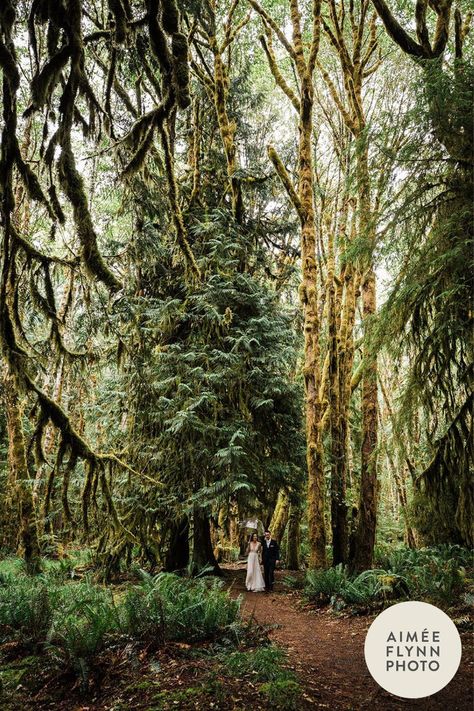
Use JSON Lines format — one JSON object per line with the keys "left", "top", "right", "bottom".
{"left": 147, "top": 0, "right": 172, "bottom": 76}
{"left": 61, "top": 451, "right": 77, "bottom": 528}
{"left": 122, "top": 121, "right": 156, "bottom": 178}
{"left": 158, "top": 123, "right": 200, "bottom": 277}
{"left": 15, "top": 148, "right": 55, "bottom": 220}
{"left": 25, "top": 45, "right": 71, "bottom": 116}
{"left": 161, "top": 0, "right": 179, "bottom": 35}
{"left": 171, "top": 32, "right": 190, "bottom": 109}
{"left": 82, "top": 459, "right": 95, "bottom": 536}
{"left": 47, "top": 183, "right": 65, "bottom": 223}
{"left": 57, "top": 143, "right": 122, "bottom": 291}
{"left": 0, "top": 35, "right": 20, "bottom": 90}
{"left": 108, "top": 0, "right": 129, "bottom": 44}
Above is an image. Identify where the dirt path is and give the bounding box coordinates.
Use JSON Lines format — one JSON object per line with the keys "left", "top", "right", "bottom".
{"left": 224, "top": 564, "right": 473, "bottom": 711}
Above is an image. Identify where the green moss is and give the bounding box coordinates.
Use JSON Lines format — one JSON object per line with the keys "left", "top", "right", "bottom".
{"left": 0, "top": 656, "right": 38, "bottom": 690}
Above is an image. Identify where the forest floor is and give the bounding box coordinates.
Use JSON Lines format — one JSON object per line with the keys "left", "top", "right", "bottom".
{"left": 1, "top": 562, "right": 472, "bottom": 710}
{"left": 223, "top": 562, "right": 474, "bottom": 711}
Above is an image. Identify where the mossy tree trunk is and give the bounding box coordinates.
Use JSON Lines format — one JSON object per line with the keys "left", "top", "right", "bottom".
{"left": 253, "top": 0, "right": 327, "bottom": 568}
{"left": 3, "top": 370, "right": 41, "bottom": 575}
{"left": 269, "top": 489, "right": 290, "bottom": 543}
{"left": 319, "top": 0, "right": 381, "bottom": 571}
{"left": 327, "top": 221, "right": 349, "bottom": 565}
{"left": 286, "top": 499, "right": 301, "bottom": 570}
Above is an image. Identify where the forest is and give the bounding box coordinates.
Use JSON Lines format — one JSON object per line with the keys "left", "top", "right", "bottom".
{"left": 0, "top": 0, "right": 472, "bottom": 709}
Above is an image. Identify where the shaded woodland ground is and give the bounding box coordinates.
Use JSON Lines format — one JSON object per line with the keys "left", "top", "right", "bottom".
{"left": 0, "top": 556, "right": 473, "bottom": 710}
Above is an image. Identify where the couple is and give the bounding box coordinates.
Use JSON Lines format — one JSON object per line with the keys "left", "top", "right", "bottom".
{"left": 245, "top": 529, "right": 280, "bottom": 593}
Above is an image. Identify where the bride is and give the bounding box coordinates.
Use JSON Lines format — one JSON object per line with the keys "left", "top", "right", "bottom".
{"left": 245, "top": 533, "right": 266, "bottom": 592}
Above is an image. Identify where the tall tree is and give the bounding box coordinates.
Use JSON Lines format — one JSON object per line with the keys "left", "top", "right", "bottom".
{"left": 251, "top": 0, "right": 328, "bottom": 568}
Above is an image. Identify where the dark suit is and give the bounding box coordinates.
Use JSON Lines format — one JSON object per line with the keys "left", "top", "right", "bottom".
{"left": 261, "top": 538, "right": 279, "bottom": 590}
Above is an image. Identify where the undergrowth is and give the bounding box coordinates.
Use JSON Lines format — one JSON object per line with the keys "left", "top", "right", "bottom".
{"left": 303, "top": 545, "right": 472, "bottom": 609}
{"left": 0, "top": 569, "right": 242, "bottom": 686}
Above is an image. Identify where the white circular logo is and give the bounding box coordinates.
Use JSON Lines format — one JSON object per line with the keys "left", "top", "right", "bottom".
{"left": 364, "top": 601, "right": 462, "bottom": 698}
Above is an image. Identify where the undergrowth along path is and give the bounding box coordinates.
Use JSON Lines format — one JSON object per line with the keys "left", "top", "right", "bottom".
{"left": 224, "top": 563, "right": 473, "bottom": 711}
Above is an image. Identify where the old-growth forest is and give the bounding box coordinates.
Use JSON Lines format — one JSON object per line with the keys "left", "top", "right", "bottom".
{"left": 0, "top": 0, "right": 472, "bottom": 709}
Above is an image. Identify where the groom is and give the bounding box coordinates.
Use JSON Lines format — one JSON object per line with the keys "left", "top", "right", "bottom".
{"left": 262, "top": 529, "right": 280, "bottom": 592}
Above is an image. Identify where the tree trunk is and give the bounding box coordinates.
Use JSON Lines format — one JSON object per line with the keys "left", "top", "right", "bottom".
{"left": 269, "top": 489, "right": 290, "bottom": 543}
{"left": 300, "top": 81, "right": 327, "bottom": 570}
{"left": 164, "top": 517, "right": 189, "bottom": 572}
{"left": 189, "top": 508, "right": 221, "bottom": 575}
{"left": 328, "top": 229, "right": 348, "bottom": 565}
{"left": 229, "top": 500, "right": 240, "bottom": 549}
{"left": 3, "top": 370, "right": 41, "bottom": 574}
{"left": 351, "top": 266, "right": 378, "bottom": 571}
{"left": 286, "top": 500, "right": 301, "bottom": 570}
{"left": 253, "top": 0, "right": 326, "bottom": 569}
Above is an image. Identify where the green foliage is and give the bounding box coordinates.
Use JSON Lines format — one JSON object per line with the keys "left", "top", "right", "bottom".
{"left": 305, "top": 545, "right": 471, "bottom": 609}
{"left": 260, "top": 679, "right": 302, "bottom": 710}
{"left": 120, "top": 583, "right": 165, "bottom": 645}
{"left": 47, "top": 582, "right": 120, "bottom": 682}
{"left": 224, "top": 644, "right": 301, "bottom": 709}
{"left": 305, "top": 565, "right": 348, "bottom": 604}
{"left": 375, "top": 545, "right": 471, "bottom": 605}
{"left": 123, "top": 571, "right": 241, "bottom": 643}
{"left": 338, "top": 570, "right": 409, "bottom": 605}
{"left": 0, "top": 566, "right": 244, "bottom": 687}
{"left": 375, "top": 56, "right": 474, "bottom": 547}
{"left": 223, "top": 646, "right": 287, "bottom": 681}
{"left": 0, "top": 577, "right": 52, "bottom": 646}
{"left": 108, "top": 206, "right": 305, "bottom": 566}
{"left": 282, "top": 574, "right": 304, "bottom": 590}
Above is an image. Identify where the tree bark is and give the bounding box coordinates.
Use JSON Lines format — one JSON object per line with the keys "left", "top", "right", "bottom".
{"left": 3, "top": 370, "right": 41, "bottom": 574}
{"left": 352, "top": 266, "right": 378, "bottom": 571}
{"left": 269, "top": 489, "right": 290, "bottom": 543}
{"left": 189, "top": 508, "right": 221, "bottom": 575}
{"left": 286, "top": 500, "right": 301, "bottom": 570}
{"left": 327, "top": 227, "right": 348, "bottom": 564}
{"left": 255, "top": 0, "right": 327, "bottom": 568}
{"left": 163, "top": 517, "right": 189, "bottom": 572}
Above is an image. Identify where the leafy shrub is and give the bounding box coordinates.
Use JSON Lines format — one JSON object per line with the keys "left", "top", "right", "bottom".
{"left": 224, "top": 646, "right": 287, "bottom": 681}
{"left": 260, "top": 679, "right": 301, "bottom": 710}
{"left": 128, "top": 572, "right": 241, "bottom": 643}
{"left": 42, "top": 558, "right": 76, "bottom": 582}
{"left": 305, "top": 564, "right": 348, "bottom": 604}
{"left": 376, "top": 546, "right": 470, "bottom": 605}
{"left": 0, "top": 577, "right": 53, "bottom": 645}
{"left": 282, "top": 574, "right": 304, "bottom": 590}
{"left": 305, "top": 545, "right": 471, "bottom": 610}
{"left": 214, "top": 545, "right": 240, "bottom": 563}
{"left": 339, "top": 570, "right": 409, "bottom": 605}
{"left": 121, "top": 584, "right": 165, "bottom": 644}
{"left": 47, "top": 582, "right": 120, "bottom": 682}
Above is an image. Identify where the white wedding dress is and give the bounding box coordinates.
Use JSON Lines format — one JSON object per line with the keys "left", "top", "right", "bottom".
{"left": 245, "top": 542, "right": 266, "bottom": 592}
